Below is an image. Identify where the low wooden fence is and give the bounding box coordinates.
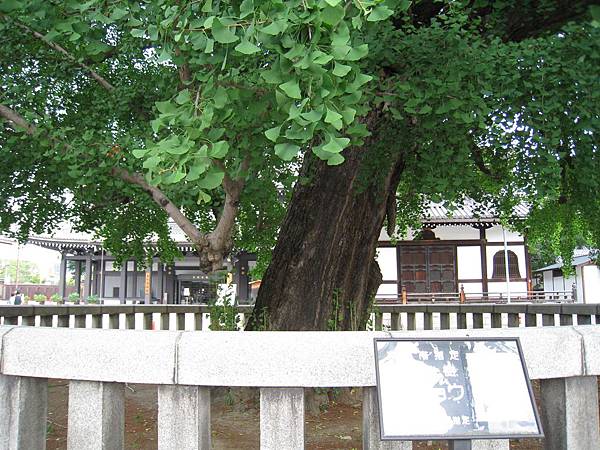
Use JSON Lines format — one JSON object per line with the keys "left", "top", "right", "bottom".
{"left": 1, "top": 303, "right": 598, "bottom": 331}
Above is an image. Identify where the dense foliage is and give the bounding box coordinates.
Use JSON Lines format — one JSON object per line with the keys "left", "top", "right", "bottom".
{"left": 1, "top": 1, "right": 599, "bottom": 272}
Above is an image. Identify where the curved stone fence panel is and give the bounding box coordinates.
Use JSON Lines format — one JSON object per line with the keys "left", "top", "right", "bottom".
{"left": 1, "top": 326, "right": 599, "bottom": 449}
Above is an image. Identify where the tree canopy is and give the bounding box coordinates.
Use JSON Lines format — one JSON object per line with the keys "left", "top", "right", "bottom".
{"left": 1, "top": 0, "right": 599, "bottom": 275}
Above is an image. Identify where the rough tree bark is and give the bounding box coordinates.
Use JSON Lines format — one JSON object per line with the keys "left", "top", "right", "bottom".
{"left": 249, "top": 118, "right": 405, "bottom": 330}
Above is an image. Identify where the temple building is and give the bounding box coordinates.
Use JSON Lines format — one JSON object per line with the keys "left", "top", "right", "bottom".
{"left": 23, "top": 202, "right": 535, "bottom": 304}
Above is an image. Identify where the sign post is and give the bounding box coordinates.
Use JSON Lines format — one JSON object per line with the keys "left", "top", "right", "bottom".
{"left": 373, "top": 338, "right": 543, "bottom": 446}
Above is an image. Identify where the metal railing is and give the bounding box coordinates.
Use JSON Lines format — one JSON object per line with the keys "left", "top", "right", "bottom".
{"left": 376, "top": 290, "right": 574, "bottom": 303}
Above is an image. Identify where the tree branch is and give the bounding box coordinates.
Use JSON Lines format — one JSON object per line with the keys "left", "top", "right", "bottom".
{"left": 5, "top": 15, "right": 115, "bottom": 92}
{"left": 210, "top": 157, "right": 251, "bottom": 257}
{"left": 110, "top": 167, "right": 208, "bottom": 246}
{"left": 0, "top": 104, "right": 36, "bottom": 134}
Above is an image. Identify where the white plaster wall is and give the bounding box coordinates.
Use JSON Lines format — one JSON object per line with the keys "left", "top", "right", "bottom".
{"left": 174, "top": 256, "right": 201, "bottom": 267}
{"left": 376, "top": 283, "right": 398, "bottom": 298}
{"left": 460, "top": 282, "right": 483, "bottom": 296}
{"left": 433, "top": 226, "right": 480, "bottom": 241}
{"left": 488, "top": 281, "right": 528, "bottom": 295}
{"left": 583, "top": 265, "right": 600, "bottom": 304}
{"left": 576, "top": 267, "right": 584, "bottom": 303}
{"left": 485, "top": 225, "right": 523, "bottom": 242}
{"left": 486, "top": 245, "right": 526, "bottom": 279}
{"left": 102, "top": 273, "right": 121, "bottom": 298}
{"left": 553, "top": 276, "right": 565, "bottom": 291}
{"left": 376, "top": 247, "right": 397, "bottom": 281}
{"left": 457, "top": 246, "right": 482, "bottom": 279}
{"left": 543, "top": 271, "right": 554, "bottom": 291}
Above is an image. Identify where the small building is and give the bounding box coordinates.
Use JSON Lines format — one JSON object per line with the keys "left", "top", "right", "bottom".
{"left": 535, "top": 252, "right": 600, "bottom": 304}
{"left": 375, "top": 202, "right": 533, "bottom": 302}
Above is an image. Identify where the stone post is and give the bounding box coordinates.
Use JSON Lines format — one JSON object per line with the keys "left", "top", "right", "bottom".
{"left": 362, "top": 387, "right": 411, "bottom": 450}
{"left": 0, "top": 375, "right": 47, "bottom": 450}
{"left": 540, "top": 376, "right": 600, "bottom": 450}
{"left": 67, "top": 380, "right": 124, "bottom": 450}
{"left": 260, "top": 387, "right": 304, "bottom": 450}
{"left": 158, "top": 385, "right": 211, "bottom": 450}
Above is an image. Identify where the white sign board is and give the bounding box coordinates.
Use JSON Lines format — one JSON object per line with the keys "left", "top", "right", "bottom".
{"left": 374, "top": 338, "right": 543, "bottom": 441}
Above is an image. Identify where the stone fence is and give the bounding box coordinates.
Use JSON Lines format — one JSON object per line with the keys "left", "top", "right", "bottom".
{"left": 1, "top": 325, "right": 599, "bottom": 449}
{"left": 0, "top": 303, "right": 599, "bottom": 331}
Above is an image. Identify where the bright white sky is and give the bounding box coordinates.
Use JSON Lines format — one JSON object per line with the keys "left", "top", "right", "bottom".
{"left": 0, "top": 240, "right": 61, "bottom": 283}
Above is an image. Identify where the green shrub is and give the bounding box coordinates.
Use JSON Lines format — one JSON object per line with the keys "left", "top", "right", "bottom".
{"left": 68, "top": 292, "right": 80, "bottom": 302}
{"left": 50, "top": 293, "right": 62, "bottom": 303}
{"left": 32, "top": 293, "right": 46, "bottom": 303}
{"left": 86, "top": 294, "right": 99, "bottom": 304}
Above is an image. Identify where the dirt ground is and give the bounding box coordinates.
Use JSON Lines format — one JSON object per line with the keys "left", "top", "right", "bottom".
{"left": 45, "top": 378, "right": 600, "bottom": 449}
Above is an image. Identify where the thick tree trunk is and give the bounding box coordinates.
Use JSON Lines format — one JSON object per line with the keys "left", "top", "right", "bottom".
{"left": 248, "top": 120, "right": 405, "bottom": 330}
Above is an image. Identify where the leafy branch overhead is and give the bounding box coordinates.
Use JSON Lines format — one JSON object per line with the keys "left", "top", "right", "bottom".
{"left": 0, "top": 0, "right": 599, "bottom": 272}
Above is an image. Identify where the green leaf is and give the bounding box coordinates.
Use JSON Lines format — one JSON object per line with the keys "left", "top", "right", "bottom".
{"left": 111, "top": 7, "right": 128, "bottom": 20}
{"left": 367, "top": 5, "right": 394, "bottom": 22}
{"left": 260, "top": 21, "right": 282, "bottom": 36}
{"left": 322, "top": 135, "right": 350, "bottom": 153}
{"left": 332, "top": 62, "right": 352, "bottom": 77}
{"left": 324, "top": 0, "right": 341, "bottom": 6}
{"left": 198, "top": 170, "right": 225, "bottom": 189}
{"left": 239, "top": 0, "right": 254, "bottom": 18}
{"left": 275, "top": 143, "right": 300, "bottom": 161}
{"left": 201, "top": 0, "right": 213, "bottom": 13}
{"left": 210, "top": 141, "right": 229, "bottom": 158}
{"left": 0, "top": 0, "right": 22, "bottom": 13}
{"left": 197, "top": 190, "right": 211, "bottom": 203}
{"left": 300, "top": 109, "right": 323, "bottom": 123}
{"left": 235, "top": 39, "right": 260, "bottom": 54}
{"left": 143, "top": 156, "right": 160, "bottom": 169}
{"left": 175, "top": 89, "right": 191, "bottom": 105}
{"left": 132, "top": 148, "right": 147, "bottom": 158}
{"left": 205, "top": 39, "right": 214, "bottom": 54}
{"left": 327, "top": 153, "right": 345, "bottom": 165}
{"left": 155, "top": 101, "right": 177, "bottom": 115}
{"left": 345, "top": 44, "right": 369, "bottom": 61}
{"left": 325, "top": 108, "right": 343, "bottom": 125}
{"left": 341, "top": 107, "right": 356, "bottom": 124}
{"left": 265, "top": 125, "right": 282, "bottom": 142}
{"left": 321, "top": 5, "right": 345, "bottom": 26}
{"left": 279, "top": 80, "right": 302, "bottom": 99}
{"left": 164, "top": 170, "right": 186, "bottom": 184}
{"left": 131, "top": 28, "right": 145, "bottom": 38}
{"left": 312, "top": 50, "right": 333, "bottom": 65}
{"left": 157, "top": 47, "right": 171, "bottom": 63}
{"left": 187, "top": 159, "right": 208, "bottom": 182}
{"left": 213, "top": 87, "right": 228, "bottom": 109}
{"left": 212, "top": 19, "right": 239, "bottom": 44}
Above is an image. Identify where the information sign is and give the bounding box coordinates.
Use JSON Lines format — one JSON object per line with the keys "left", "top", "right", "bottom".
{"left": 374, "top": 338, "right": 543, "bottom": 441}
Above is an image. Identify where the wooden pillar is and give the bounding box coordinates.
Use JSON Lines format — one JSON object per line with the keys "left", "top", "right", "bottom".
{"left": 480, "top": 228, "right": 488, "bottom": 296}
{"left": 74, "top": 260, "right": 82, "bottom": 298}
{"left": 58, "top": 253, "right": 67, "bottom": 301}
{"left": 157, "top": 261, "right": 164, "bottom": 303}
{"left": 119, "top": 261, "right": 127, "bottom": 304}
{"left": 83, "top": 254, "right": 92, "bottom": 302}
{"left": 91, "top": 260, "right": 99, "bottom": 296}
{"left": 144, "top": 261, "right": 153, "bottom": 304}
{"left": 132, "top": 261, "right": 138, "bottom": 299}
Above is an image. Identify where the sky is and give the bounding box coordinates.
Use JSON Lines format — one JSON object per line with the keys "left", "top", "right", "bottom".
{"left": 0, "top": 240, "right": 61, "bottom": 284}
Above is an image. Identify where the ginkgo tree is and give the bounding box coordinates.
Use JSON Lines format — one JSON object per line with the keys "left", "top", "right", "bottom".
{"left": 1, "top": 0, "right": 599, "bottom": 330}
